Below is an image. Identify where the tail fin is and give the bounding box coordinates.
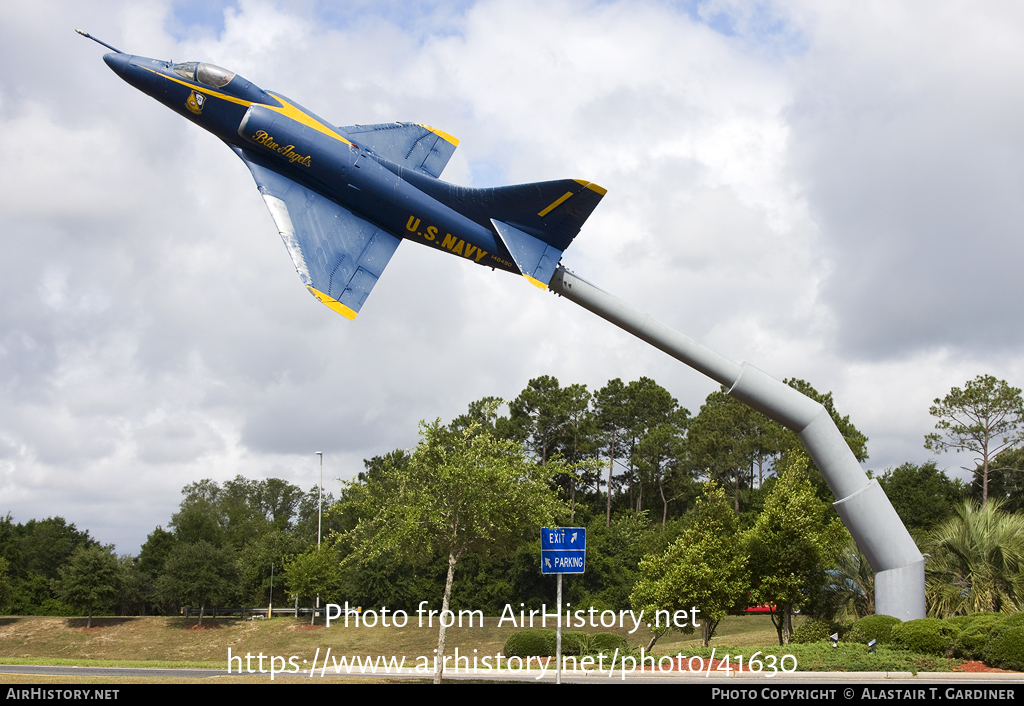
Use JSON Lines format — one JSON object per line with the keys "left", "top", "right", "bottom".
{"left": 414, "top": 174, "right": 606, "bottom": 287}
{"left": 484, "top": 179, "right": 606, "bottom": 252}
{"left": 480, "top": 179, "right": 605, "bottom": 289}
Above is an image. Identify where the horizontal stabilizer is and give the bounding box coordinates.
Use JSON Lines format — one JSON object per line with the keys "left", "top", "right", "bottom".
{"left": 233, "top": 147, "right": 400, "bottom": 319}
{"left": 491, "top": 219, "right": 563, "bottom": 289}
{"left": 338, "top": 122, "right": 458, "bottom": 178}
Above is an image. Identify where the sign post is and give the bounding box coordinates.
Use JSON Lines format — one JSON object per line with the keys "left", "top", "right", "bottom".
{"left": 541, "top": 527, "right": 585, "bottom": 684}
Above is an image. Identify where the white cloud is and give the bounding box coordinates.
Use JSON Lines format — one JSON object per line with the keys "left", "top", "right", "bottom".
{"left": 1, "top": 0, "right": 1022, "bottom": 552}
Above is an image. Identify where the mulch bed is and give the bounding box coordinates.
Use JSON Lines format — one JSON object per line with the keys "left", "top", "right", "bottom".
{"left": 953, "top": 661, "right": 1017, "bottom": 673}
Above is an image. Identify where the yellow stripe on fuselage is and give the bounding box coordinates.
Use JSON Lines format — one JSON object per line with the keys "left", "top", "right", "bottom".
{"left": 141, "top": 67, "right": 354, "bottom": 147}
{"left": 307, "top": 286, "right": 358, "bottom": 320}
{"left": 142, "top": 67, "right": 254, "bottom": 108}
{"left": 267, "top": 92, "right": 354, "bottom": 146}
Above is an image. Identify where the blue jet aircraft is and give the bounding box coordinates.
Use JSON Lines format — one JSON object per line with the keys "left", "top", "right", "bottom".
{"left": 81, "top": 31, "right": 606, "bottom": 319}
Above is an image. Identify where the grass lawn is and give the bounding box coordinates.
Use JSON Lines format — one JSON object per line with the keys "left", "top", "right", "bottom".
{"left": 0, "top": 613, "right": 782, "bottom": 667}
{"left": 0, "top": 613, "right": 961, "bottom": 674}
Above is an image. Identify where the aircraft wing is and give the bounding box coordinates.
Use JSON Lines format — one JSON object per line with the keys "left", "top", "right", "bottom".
{"left": 232, "top": 147, "right": 400, "bottom": 319}
{"left": 337, "top": 122, "right": 458, "bottom": 178}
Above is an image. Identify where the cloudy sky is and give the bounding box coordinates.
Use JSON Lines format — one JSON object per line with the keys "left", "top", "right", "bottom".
{"left": 3, "top": 0, "right": 1023, "bottom": 554}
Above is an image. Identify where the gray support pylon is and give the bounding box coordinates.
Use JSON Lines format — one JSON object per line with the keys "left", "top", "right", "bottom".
{"left": 548, "top": 266, "right": 925, "bottom": 620}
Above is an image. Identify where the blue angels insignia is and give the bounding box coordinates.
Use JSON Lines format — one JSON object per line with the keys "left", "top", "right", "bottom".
{"left": 186, "top": 90, "right": 206, "bottom": 115}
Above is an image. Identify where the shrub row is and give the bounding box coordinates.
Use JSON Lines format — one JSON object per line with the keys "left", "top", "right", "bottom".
{"left": 503, "top": 629, "right": 629, "bottom": 657}
{"left": 791, "top": 617, "right": 849, "bottom": 644}
{"left": 800, "top": 612, "right": 1024, "bottom": 670}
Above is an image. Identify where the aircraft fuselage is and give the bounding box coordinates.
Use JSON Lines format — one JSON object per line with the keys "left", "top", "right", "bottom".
{"left": 96, "top": 44, "right": 604, "bottom": 318}
{"left": 104, "top": 53, "right": 515, "bottom": 274}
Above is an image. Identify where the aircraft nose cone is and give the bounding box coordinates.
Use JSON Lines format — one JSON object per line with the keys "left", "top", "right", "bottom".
{"left": 102, "top": 52, "right": 130, "bottom": 76}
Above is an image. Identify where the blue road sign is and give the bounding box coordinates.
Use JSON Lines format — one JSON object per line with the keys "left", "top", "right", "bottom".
{"left": 541, "top": 527, "right": 586, "bottom": 574}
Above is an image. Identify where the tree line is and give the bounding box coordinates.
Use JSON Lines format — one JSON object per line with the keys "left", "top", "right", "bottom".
{"left": 0, "top": 477, "right": 333, "bottom": 624}
{"left": 1, "top": 373, "right": 1022, "bottom": 643}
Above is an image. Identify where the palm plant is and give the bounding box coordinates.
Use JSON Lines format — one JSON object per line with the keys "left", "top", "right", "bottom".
{"left": 923, "top": 499, "right": 1024, "bottom": 616}
{"left": 815, "top": 538, "right": 875, "bottom": 621}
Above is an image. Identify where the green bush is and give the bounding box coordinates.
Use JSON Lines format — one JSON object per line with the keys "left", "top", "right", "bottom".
{"left": 952, "top": 613, "right": 1009, "bottom": 659}
{"left": 504, "top": 629, "right": 556, "bottom": 657}
{"left": 982, "top": 627, "right": 1024, "bottom": 671}
{"left": 503, "top": 629, "right": 630, "bottom": 657}
{"left": 944, "top": 614, "right": 976, "bottom": 630}
{"left": 38, "top": 599, "right": 78, "bottom": 617}
{"left": 998, "top": 612, "right": 1024, "bottom": 632}
{"left": 686, "top": 642, "right": 956, "bottom": 673}
{"left": 590, "top": 632, "right": 629, "bottom": 654}
{"left": 890, "top": 619, "right": 956, "bottom": 656}
{"left": 560, "top": 631, "right": 591, "bottom": 656}
{"left": 792, "top": 618, "right": 845, "bottom": 644}
{"left": 846, "top": 614, "right": 902, "bottom": 646}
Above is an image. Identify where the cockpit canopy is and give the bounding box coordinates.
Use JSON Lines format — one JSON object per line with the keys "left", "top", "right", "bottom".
{"left": 172, "top": 62, "right": 235, "bottom": 88}
{"left": 169, "top": 61, "right": 278, "bottom": 106}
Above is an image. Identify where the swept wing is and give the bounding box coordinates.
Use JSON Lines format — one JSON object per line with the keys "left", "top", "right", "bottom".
{"left": 233, "top": 147, "right": 400, "bottom": 319}
{"left": 339, "top": 122, "right": 459, "bottom": 178}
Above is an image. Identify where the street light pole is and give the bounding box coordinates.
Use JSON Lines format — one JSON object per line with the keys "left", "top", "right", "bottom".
{"left": 316, "top": 451, "right": 323, "bottom": 548}
{"left": 316, "top": 451, "right": 323, "bottom": 618}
